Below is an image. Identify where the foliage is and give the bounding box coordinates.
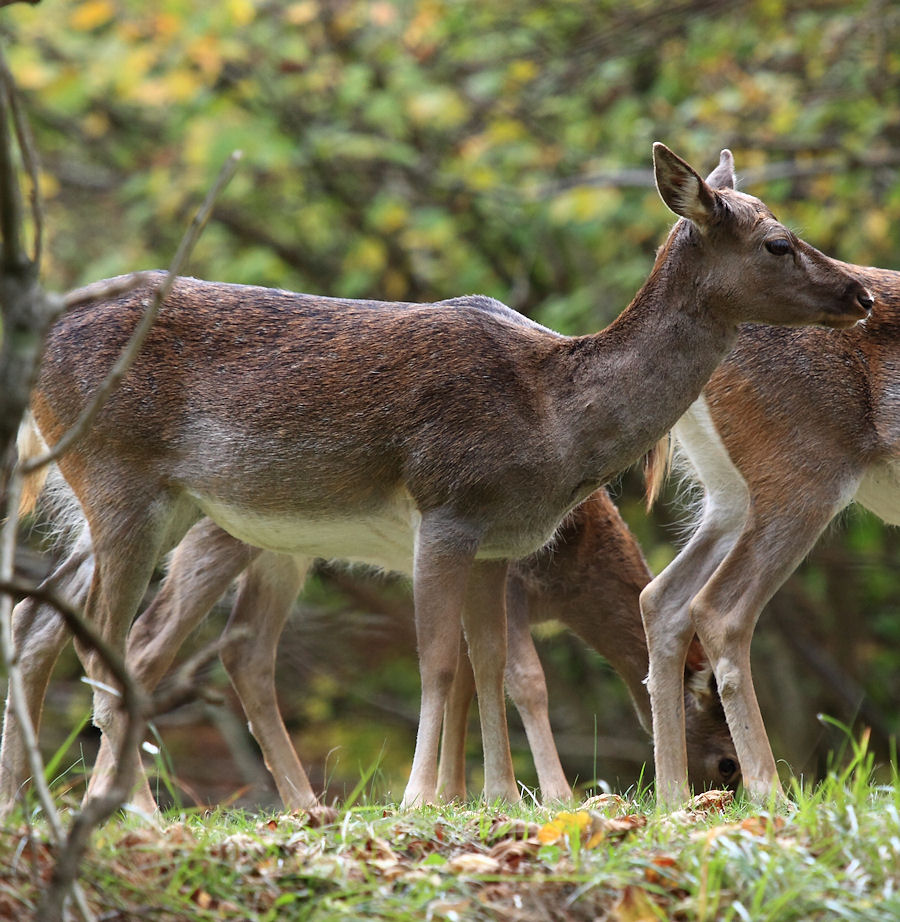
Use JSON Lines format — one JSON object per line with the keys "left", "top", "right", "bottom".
{"left": 2, "top": 0, "right": 900, "bottom": 798}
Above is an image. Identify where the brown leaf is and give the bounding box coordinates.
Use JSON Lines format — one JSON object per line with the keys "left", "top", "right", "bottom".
{"left": 610, "top": 885, "right": 660, "bottom": 922}
{"left": 688, "top": 789, "right": 734, "bottom": 814}
{"left": 582, "top": 792, "right": 627, "bottom": 814}
{"left": 428, "top": 898, "right": 473, "bottom": 918}
{"left": 488, "top": 836, "right": 541, "bottom": 871}
{"left": 447, "top": 852, "right": 502, "bottom": 874}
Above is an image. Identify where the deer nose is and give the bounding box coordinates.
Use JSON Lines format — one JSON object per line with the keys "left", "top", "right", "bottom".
{"left": 857, "top": 288, "right": 875, "bottom": 312}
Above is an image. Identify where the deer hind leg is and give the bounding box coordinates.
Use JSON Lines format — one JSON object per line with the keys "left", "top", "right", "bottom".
{"left": 0, "top": 531, "right": 94, "bottom": 815}
{"left": 462, "top": 558, "right": 519, "bottom": 804}
{"left": 689, "top": 490, "right": 855, "bottom": 802}
{"left": 502, "top": 577, "right": 571, "bottom": 803}
{"left": 219, "top": 552, "right": 313, "bottom": 810}
{"left": 401, "top": 514, "right": 478, "bottom": 809}
{"left": 640, "top": 499, "right": 745, "bottom": 807}
{"left": 90, "top": 519, "right": 260, "bottom": 806}
{"left": 437, "top": 633, "right": 474, "bottom": 802}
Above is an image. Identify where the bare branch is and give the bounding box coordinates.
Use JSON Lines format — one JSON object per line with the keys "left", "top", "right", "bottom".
{"left": 21, "top": 150, "right": 243, "bottom": 474}
{"left": 60, "top": 269, "right": 158, "bottom": 310}
{"left": 0, "top": 48, "right": 26, "bottom": 273}
{"left": 0, "top": 50, "right": 42, "bottom": 266}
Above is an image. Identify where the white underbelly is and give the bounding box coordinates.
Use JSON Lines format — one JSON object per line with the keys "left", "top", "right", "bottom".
{"left": 673, "top": 395, "right": 749, "bottom": 526}
{"left": 193, "top": 491, "right": 419, "bottom": 575}
{"left": 855, "top": 461, "right": 900, "bottom": 525}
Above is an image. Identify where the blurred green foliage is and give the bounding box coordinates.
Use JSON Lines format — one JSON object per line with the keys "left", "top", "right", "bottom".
{"left": 3, "top": 0, "right": 900, "bottom": 803}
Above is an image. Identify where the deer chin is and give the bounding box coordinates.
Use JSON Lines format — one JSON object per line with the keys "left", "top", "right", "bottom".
{"left": 821, "top": 311, "right": 868, "bottom": 330}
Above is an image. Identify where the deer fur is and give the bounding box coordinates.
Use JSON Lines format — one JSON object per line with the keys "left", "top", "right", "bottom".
{"left": 2, "top": 143, "right": 872, "bottom": 812}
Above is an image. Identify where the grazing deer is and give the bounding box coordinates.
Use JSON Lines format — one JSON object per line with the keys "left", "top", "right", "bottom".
{"left": 73, "top": 489, "right": 738, "bottom": 810}
{"left": 642, "top": 259, "right": 900, "bottom": 805}
{"left": 4, "top": 143, "right": 871, "bottom": 813}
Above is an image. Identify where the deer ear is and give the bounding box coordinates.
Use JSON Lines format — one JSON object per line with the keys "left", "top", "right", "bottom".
{"left": 684, "top": 636, "right": 715, "bottom": 701}
{"left": 653, "top": 142, "right": 720, "bottom": 229}
{"left": 705, "top": 149, "right": 736, "bottom": 191}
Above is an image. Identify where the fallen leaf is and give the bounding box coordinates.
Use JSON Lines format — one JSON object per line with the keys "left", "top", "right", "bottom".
{"left": 488, "top": 836, "right": 541, "bottom": 870}
{"left": 643, "top": 854, "right": 680, "bottom": 888}
{"left": 537, "top": 810, "right": 590, "bottom": 845}
{"left": 582, "top": 793, "right": 627, "bottom": 814}
{"left": 688, "top": 789, "right": 734, "bottom": 813}
{"left": 428, "top": 897, "right": 472, "bottom": 919}
{"left": 610, "top": 885, "right": 660, "bottom": 922}
{"left": 447, "top": 852, "right": 502, "bottom": 874}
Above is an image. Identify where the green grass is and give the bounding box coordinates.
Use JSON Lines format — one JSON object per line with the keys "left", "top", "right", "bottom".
{"left": 3, "top": 743, "right": 900, "bottom": 921}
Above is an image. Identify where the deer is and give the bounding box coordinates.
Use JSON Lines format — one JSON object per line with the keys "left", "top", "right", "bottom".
{"left": 1, "top": 486, "right": 738, "bottom": 814}
{"left": 4, "top": 143, "right": 872, "bottom": 814}
{"left": 641, "top": 256, "right": 900, "bottom": 806}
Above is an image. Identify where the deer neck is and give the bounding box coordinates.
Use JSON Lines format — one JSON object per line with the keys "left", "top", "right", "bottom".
{"left": 559, "top": 242, "right": 738, "bottom": 487}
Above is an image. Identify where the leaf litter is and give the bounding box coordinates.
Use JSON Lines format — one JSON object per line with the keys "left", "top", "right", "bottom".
{"left": 3, "top": 786, "right": 900, "bottom": 921}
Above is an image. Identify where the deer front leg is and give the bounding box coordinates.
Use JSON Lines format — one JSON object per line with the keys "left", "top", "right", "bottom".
{"left": 402, "top": 516, "right": 477, "bottom": 809}
{"left": 503, "top": 578, "right": 571, "bottom": 803}
{"left": 689, "top": 496, "right": 851, "bottom": 802}
{"left": 462, "top": 559, "right": 519, "bottom": 804}
{"left": 640, "top": 507, "right": 742, "bottom": 807}
{"left": 220, "top": 553, "right": 315, "bottom": 810}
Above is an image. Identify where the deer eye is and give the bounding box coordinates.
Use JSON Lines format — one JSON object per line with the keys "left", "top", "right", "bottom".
{"left": 765, "top": 238, "right": 792, "bottom": 256}
{"left": 718, "top": 758, "right": 738, "bottom": 781}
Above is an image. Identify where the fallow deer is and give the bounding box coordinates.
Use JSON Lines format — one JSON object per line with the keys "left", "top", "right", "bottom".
{"left": 4, "top": 144, "right": 872, "bottom": 812}
{"left": 642, "top": 258, "right": 900, "bottom": 805}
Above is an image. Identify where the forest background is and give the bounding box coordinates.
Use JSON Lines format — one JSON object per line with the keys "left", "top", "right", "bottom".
{"left": 3, "top": 0, "right": 900, "bottom": 809}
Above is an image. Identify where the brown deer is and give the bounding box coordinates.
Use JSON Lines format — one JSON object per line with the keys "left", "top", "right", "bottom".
{"left": 6, "top": 143, "right": 872, "bottom": 812}
{"left": 642, "top": 259, "right": 900, "bottom": 805}
{"left": 12, "top": 488, "right": 736, "bottom": 813}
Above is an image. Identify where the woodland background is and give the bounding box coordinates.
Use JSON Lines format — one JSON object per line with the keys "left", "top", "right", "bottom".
{"left": 3, "top": 0, "right": 900, "bottom": 808}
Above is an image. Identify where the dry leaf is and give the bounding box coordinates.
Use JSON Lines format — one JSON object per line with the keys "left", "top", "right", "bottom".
{"left": 644, "top": 854, "right": 680, "bottom": 888}
{"left": 610, "top": 885, "right": 660, "bottom": 922}
{"left": 688, "top": 789, "right": 734, "bottom": 813}
{"left": 428, "top": 897, "right": 472, "bottom": 919}
{"left": 488, "top": 836, "right": 541, "bottom": 870}
{"left": 582, "top": 793, "right": 627, "bottom": 814}
{"left": 447, "top": 852, "right": 502, "bottom": 874}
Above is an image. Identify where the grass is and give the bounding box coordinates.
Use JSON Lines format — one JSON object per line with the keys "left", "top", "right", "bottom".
{"left": 3, "top": 741, "right": 900, "bottom": 921}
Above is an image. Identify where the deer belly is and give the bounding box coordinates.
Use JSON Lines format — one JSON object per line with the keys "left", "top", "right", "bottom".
{"left": 192, "top": 493, "right": 418, "bottom": 574}
{"left": 673, "top": 395, "right": 750, "bottom": 524}
{"left": 855, "top": 461, "right": 900, "bottom": 526}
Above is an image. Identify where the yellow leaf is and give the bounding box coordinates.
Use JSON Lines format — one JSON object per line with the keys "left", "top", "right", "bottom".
{"left": 69, "top": 0, "right": 115, "bottom": 31}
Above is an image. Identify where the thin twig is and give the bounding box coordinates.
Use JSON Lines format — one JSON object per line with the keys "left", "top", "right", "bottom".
{"left": 0, "top": 482, "right": 96, "bottom": 922}
{"left": 61, "top": 270, "right": 158, "bottom": 311}
{"left": 0, "top": 50, "right": 42, "bottom": 266}
{"left": 21, "top": 149, "right": 243, "bottom": 475}
{"left": 0, "top": 48, "right": 25, "bottom": 273}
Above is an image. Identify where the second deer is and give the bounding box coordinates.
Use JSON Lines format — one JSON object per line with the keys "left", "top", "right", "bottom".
{"left": 642, "top": 257, "right": 900, "bottom": 805}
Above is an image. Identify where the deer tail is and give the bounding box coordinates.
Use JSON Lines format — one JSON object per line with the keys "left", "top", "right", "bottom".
{"left": 643, "top": 433, "right": 673, "bottom": 512}
{"left": 16, "top": 411, "right": 50, "bottom": 519}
